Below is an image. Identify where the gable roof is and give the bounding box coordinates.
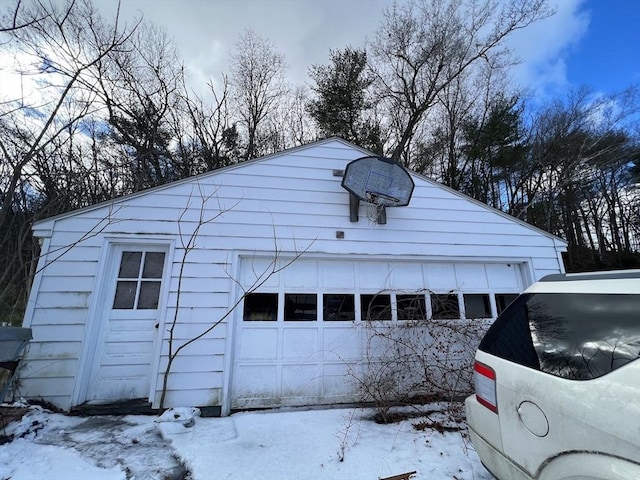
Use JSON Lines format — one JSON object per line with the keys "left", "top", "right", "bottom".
{"left": 31, "top": 137, "right": 567, "bottom": 248}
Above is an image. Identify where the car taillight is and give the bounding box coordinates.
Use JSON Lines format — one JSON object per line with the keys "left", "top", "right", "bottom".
{"left": 474, "top": 361, "right": 498, "bottom": 413}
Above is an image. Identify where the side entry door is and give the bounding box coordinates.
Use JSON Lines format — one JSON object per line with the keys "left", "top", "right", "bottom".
{"left": 86, "top": 246, "right": 167, "bottom": 403}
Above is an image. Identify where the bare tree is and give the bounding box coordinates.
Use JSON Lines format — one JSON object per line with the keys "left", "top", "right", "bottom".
{"left": 351, "top": 290, "right": 488, "bottom": 423}
{"left": 0, "top": 0, "right": 46, "bottom": 35}
{"left": 0, "top": 0, "right": 139, "bottom": 227}
{"left": 369, "top": 0, "right": 553, "bottom": 163}
{"left": 229, "top": 29, "right": 288, "bottom": 160}
{"left": 95, "top": 22, "right": 184, "bottom": 191}
{"left": 281, "top": 85, "right": 316, "bottom": 146}
{"left": 176, "top": 75, "right": 240, "bottom": 175}
{"left": 510, "top": 86, "right": 640, "bottom": 270}
{"left": 0, "top": 0, "right": 140, "bottom": 325}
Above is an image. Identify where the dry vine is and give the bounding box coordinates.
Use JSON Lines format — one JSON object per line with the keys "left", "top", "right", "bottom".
{"left": 352, "top": 290, "right": 490, "bottom": 422}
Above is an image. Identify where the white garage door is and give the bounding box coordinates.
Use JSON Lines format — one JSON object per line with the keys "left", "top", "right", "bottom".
{"left": 231, "top": 258, "right": 524, "bottom": 409}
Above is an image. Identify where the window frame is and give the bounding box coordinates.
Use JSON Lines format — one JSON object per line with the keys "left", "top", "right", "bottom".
{"left": 430, "top": 293, "right": 461, "bottom": 320}
{"left": 396, "top": 293, "right": 428, "bottom": 321}
{"left": 284, "top": 293, "right": 318, "bottom": 322}
{"left": 360, "top": 293, "right": 393, "bottom": 321}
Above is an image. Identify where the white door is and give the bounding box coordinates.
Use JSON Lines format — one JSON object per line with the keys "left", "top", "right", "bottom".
{"left": 231, "top": 258, "right": 525, "bottom": 409}
{"left": 86, "top": 246, "right": 167, "bottom": 403}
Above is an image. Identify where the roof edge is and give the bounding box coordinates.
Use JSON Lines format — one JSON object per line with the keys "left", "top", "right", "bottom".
{"left": 32, "top": 137, "right": 371, "bottom": 230}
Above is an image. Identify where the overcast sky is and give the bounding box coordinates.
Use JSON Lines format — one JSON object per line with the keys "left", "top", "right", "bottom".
{"left": 97, "top": 0, "right": 640, "bottom": 100}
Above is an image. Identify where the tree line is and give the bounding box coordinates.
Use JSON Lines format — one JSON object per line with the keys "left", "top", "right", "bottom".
{"left": 1, "top": 0, "right": 638, "bottom": 325}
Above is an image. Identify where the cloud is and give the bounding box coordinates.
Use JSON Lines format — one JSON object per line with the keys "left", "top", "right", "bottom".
{"left": 6, "top": 0, "right": 596, "bottom": 101}
{"left": 506, "top": 0, "right": 590, "bottom": 98}
{"left": 99, "top": 0, "right": 393, "bottom": 92}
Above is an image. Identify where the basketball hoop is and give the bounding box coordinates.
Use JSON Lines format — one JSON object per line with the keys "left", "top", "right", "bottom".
{"left": 365, "top": 191, "right": 400, "bottom": 206}
{"left": 341, "top": 156, "right": 415, "bottom": 224}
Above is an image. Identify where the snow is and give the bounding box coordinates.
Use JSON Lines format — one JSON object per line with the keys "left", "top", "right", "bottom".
{"left": 1, "top": 403, "right": 492, "bottom": 480}
{"left": 0, "top": 439, "right": 123, "bottom": 480}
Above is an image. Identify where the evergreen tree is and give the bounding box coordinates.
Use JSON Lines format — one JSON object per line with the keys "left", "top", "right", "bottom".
{"left": 308, "top": 47, "right": 382, "bottom": 153}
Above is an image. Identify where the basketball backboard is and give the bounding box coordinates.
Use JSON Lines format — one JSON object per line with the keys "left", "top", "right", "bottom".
{"left": 341, "top": 156, "right": 414, "bottom": 207}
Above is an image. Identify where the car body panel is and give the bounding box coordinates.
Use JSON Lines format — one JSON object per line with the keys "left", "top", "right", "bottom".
{"left": 466, "top": 419, "right": 533, "bottom": 480}
{"left": 472, "top": 350, "right": 640, "bottom": 478}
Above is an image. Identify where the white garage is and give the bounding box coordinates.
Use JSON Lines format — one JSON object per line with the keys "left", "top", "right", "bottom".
{"left": 18, "top": 138, "right": 566, "bottom": 415}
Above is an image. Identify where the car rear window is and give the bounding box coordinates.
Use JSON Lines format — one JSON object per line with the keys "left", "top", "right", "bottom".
{"left": 479, "top": 293, "right": 640, "bottom": 380}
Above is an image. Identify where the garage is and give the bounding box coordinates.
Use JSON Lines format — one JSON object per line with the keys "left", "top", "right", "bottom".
{"left": 231, "top": 257, "right": 525, "bottom": 409}
{"left": 20, "top": 138, "right": 566, "bottom": 414}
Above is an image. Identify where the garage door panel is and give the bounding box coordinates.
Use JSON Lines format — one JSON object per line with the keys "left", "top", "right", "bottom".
{"left": 240, "top": 258, "right": 281, "bottom": 288}
{"left": 282, "top": 328, "right": 318, "bottom": 360}
{"left": 235, "top": 364, "right": 277, "bottom": 397}
{"left": 455, "top": 264, "right": 489, "bottom": 289}
{"left": 321, "top": 262, "right": 355, "bottom": 289}
{"left": 323, "top": 363, "right": 359, "bottom": 397}
{"left": 281, "top": 364, "right": 320, "bottom": 398}
{"left": 322, "top": 327, "right": 362, "bottom": 361}
{"left": 284, "top": 260, "right": 318, "bottom": 288}
{"left": 363, "top": 326, "right": 397, "bottom": 360}
{"left": 486, "top": 263, "right": 522, "bottom": 289}
{"left": 238, "top": 328, "right": 278, "bottom": 359}
{"left": 425, "top": 264, "right": 456, "bottom": 290}
{"left": 389, "top": 263, "right": 424, "bottom": 290}
{"left": 358, "top": 262, "right": 391, "bottom": 289}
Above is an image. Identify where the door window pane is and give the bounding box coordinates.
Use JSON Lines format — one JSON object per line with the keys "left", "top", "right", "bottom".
{"left": 142, "top": 252, "right": 165, "bottom": 278}
{"left": 431, "top": 294, "right": 460, "bottom": 319}
{"left": 118, "top": 251, "right": 142, "bottom": 278}
{"left": 138, "top": 281, "right": 162, "bottom": 309}
{"left": 323, "top": 294, "right": 355, "bottom": 321}
{"left": 113, "top": 281, "right": 137, "bottom": 309}
{"left": 244, "top": 293, "right": 278, "bottom": 321}
{"left": 284, "top": 294, "right": 317, "bottom": 321}
{"left": 361, "top": 294, "right": 391, "bottom": 321}
{"left": 464, "top": 294, "right": 491, "bottom": 319}
{"left": 397, "top": 294, "right": 427, "bottom": 320}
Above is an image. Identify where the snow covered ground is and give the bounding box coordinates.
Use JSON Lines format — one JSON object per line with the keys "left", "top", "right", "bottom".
{"left": 1, "top": 402, "right": 492, "bottom": 480}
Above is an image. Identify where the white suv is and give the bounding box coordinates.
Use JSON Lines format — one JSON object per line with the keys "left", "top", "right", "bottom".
{"left": 465, "top": 270, "right": 640, "bottom": 480}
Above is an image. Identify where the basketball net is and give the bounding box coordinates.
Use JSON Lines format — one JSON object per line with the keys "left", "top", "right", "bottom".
{"left": 365, "top": 201, "right": 384, "bottom": 225}
{"left": 365, "top": 191, "right": 396, "bottom": 225}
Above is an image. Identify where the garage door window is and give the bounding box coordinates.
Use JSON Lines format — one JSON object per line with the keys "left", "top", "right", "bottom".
{"left": 244, "top": 293, "right": 278, "bottom": 321}
{"left": 284, "top": 294, "right": 317, "bottom": 321}
{"left": 464, "top": 294, "right": 491, "bottom": 319}
{"left": 243, "top": 291, "right": 516, "bottom": 322}
{"left": 323, "top": 294, "right": 355, "bottom": 321}
{"left": 361, "top": 294, "right": 392, "bottom": 321}
{"left": 431, "top": 294, "right": 460, "bottom": 319}
{"left": 397, "top": 294, "right": 427, "bottom": 320}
